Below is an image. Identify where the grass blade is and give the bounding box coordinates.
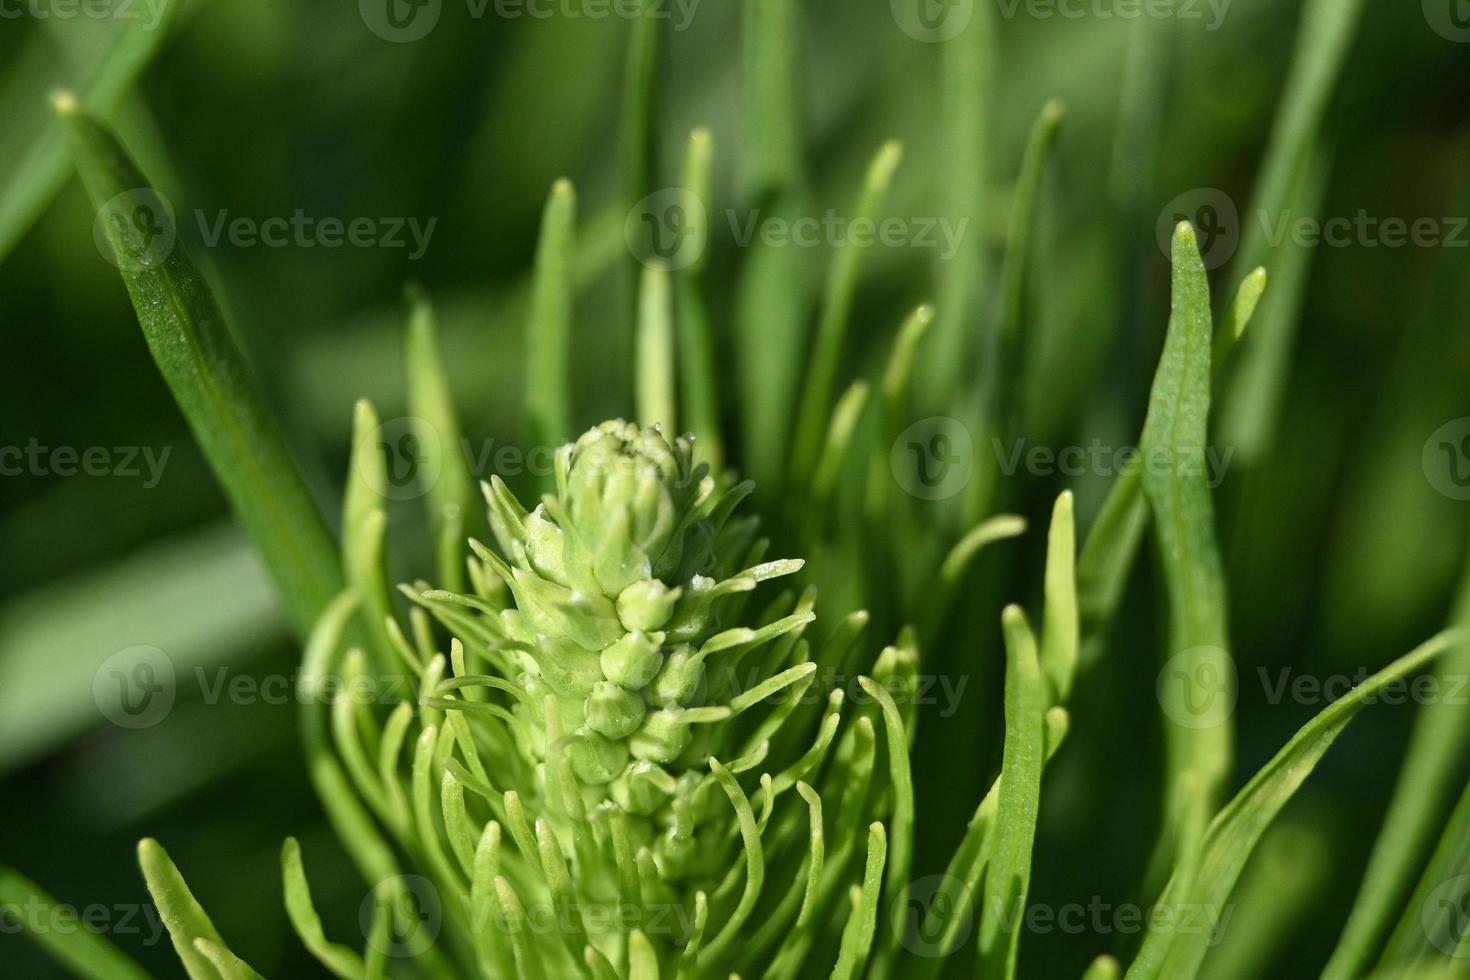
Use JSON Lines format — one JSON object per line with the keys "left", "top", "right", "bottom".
{"left": 674, "top": 127, "right": 722, "bottom": 465}
{"left": 405, "top": 285, "right": 475, "bottom": 590}
{"left": 280, "top": 839, "right": 366, "bottom": 980}
{"left": 741, "top": 0, "right": 802, "bottom": 200}
{"left": 1139, "top": 222, "right": 1232, "bottom": 821}
{"left": 526, "top": 179, "right": 577, "bottom": 454}
{"left": 138, "top": 838, "right": 256, "bottom": 980}
{"left": 977, "top": 605, "right": 1046, "bottom": 980}
{"left": 1222, "top": 0, "right": 1362, "bottom": 460}
{"left": 1128, "top": 630, "right": 1458, "bottom": 979}
{"left": 0, "top": 0, "right": 182, "bottom": 264}
{"left": 790, "top": 141, "right": 902, "bottom": 484}
{"left": 1324, "top": 534, "right": 1470, "bottom": 978}
{"left": 636, "top": 263, "right": 676, "bottom": 431}
{"left": 55, "top": 95, "right": 341, "bottom": 639}
{"left": 924, "top": 0, "right": 993, "bottom": 405}
{"left": 1040, "top": 491, "right": 1078, "bottom": 705}
{"left": 0, "top": 862, "right": 151, "bottom": 980}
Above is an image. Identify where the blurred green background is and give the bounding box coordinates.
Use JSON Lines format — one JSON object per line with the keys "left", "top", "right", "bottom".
{"left": 2, "top": 0, "right": 1469, "bottom": 976}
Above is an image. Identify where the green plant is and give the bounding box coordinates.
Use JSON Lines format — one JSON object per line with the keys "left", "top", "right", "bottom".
{"left": 9, "top": 1, "right": 1470, "bottom": 977}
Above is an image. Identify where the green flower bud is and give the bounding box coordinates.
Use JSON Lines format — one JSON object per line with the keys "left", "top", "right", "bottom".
{"left": 567, "top": 730, "right": 628, "bottom": 786}
{"left": 628, "top": 708, "right": 692, "bottom": 764}
{"left": 616, "top": 579, "right": 680, "bottom": 632}
{"left": 600, "top": 630, "right": 664, "bottom": 690}
{"left": 649, "top": 644, "right": 706, "bottom": 707}
{"left": 609, "top": 760, "right": 677, "bottom": 815}
{"left": 585, "top": 681, "right": 646, "bottom": 740}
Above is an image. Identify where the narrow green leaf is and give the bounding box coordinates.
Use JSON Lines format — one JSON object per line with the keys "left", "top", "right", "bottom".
{"left": 700, "top": 757, "right": 766, "bottom": 969}
{"left": 0, "top": 862, "right": 150, "bottom": 980}
{"left": 1040, "top": 491, "right": 1078, "bottom": 705}
{"left": 1325, "top": 531, "right": 1470, "bottom": 979}
{"left": 0, "top": 0, "right": 182, "bottom": 264}
{"left": 741, "top": 0, "right": 802, "bottom": 199}
{"left": 192, "top": 938, "right": 264, "bottom": 980}
{"left": 137, "top": 838, "right": 249, "bottom": 980}
{"left": 493, "top": 877, "right": 545, "bottom": 980}
{"left": 620, "top": 0, "right": 661, "bottom": 214}
{"left": 809, "top": 380, "right": 870, "bottom": 510}
{"left": 831, "top": 823, "right": 888, "bottom": 980}
{"left": 55, "top": 96, "right": 341, "bottom": 639}
{"left": 978, "top": 605, "right": 1046, "bottom": 980}
{"left": 280, "top": 838, "right": 366, "bottom": 980}
{"left": 919, "top": 513, "right": 1027, "bottom": 645}
{"left": 406, "top": 285, "right": 475, "bottom": 591}
{"left": 674, "top": 127, "right": 722, "bottom": 466}
{"left": 527, "top": 179, "right": 577, "bottom": 454}
{"left": 859, "top": 676, "right": 915, "bottom": 959}
{"left": 790, "top": 141, "right": 902, "bottom": 483}
{"left": 1378, "top": 776, "right": 1470, "bottom": 971}
{"left": 924, "top": 0, "right": 993, "bottom": 404}
{"left": 636, "top": 263, "right": 676, "bottom": 432}
{"left": 1223, "top": 0, "right": 1362, "bottom": 458}
{"left": 969, "top": 99, "right": 1064, "bottom": 520}
{"left": 1128, "top": 630, "right": 1458, "bottom": 979}
{"left": 1077, "top": 265, "right": 1266, "bottom": 665}
{"left": 628, "top": 929, "right": 660, "bottom": 980}
{"left": 1139, "top": 222, "right": 1233, "bottom": 821}
{"left": 1212, "top": 267, "right": 1267, "bottom": 370}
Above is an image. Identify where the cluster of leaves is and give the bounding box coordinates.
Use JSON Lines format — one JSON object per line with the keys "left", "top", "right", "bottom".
{"left": 5, "top": 0, "right": 1469, "bottom": 978}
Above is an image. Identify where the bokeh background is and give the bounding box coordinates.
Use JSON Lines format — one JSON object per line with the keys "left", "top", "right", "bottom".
{"left": 3, "top": 0, "right": 1469, "bottom": 976}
